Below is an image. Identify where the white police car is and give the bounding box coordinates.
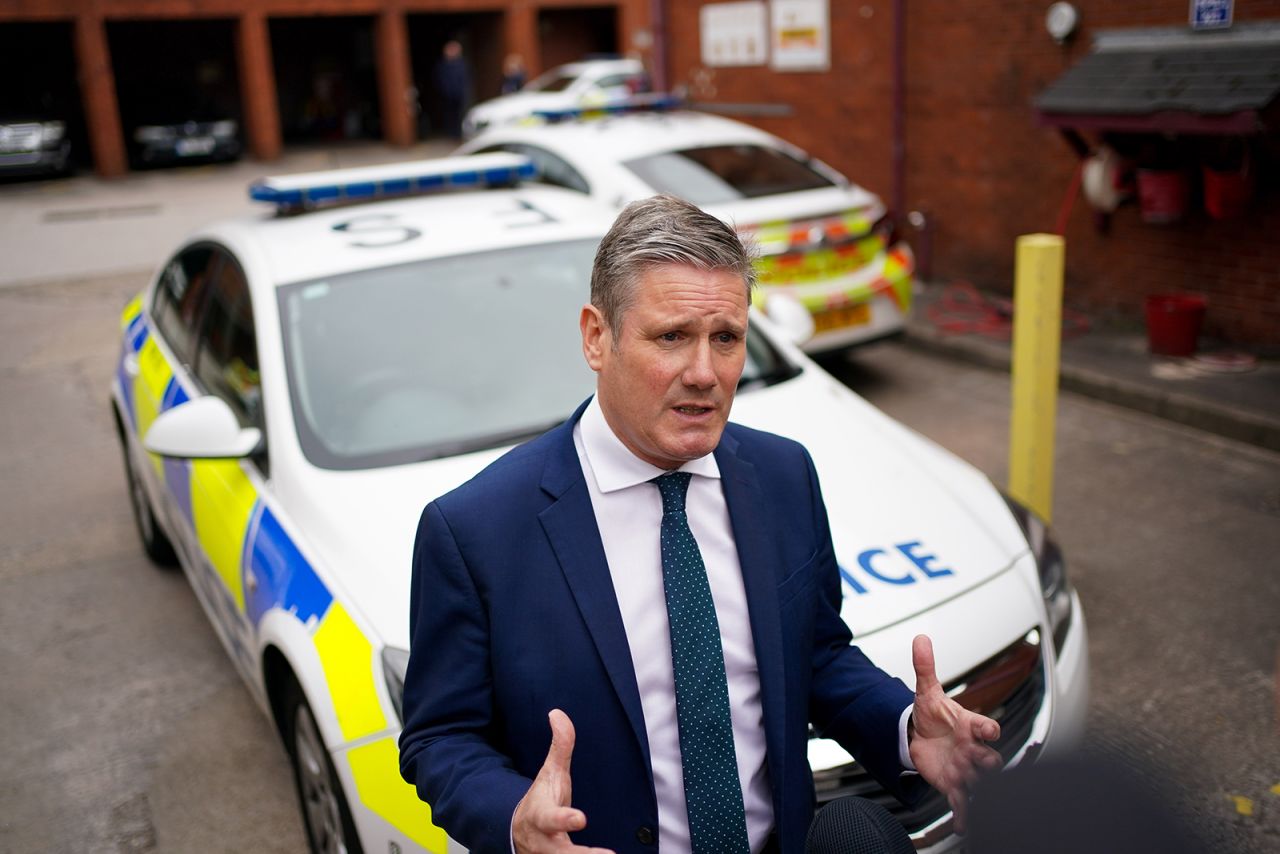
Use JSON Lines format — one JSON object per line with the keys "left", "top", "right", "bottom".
{"left": 459, "top": 104, "right": 915, "bottom": 355}
{"left": 111, "top": 155, "right": 1087, "bottom": 854}
{"left": 462, "top": 57, "right": 648, "bottom": 138}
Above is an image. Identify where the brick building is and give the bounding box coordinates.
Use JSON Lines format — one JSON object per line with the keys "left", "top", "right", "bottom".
{"left": 0, "top": 0, "right": 650, "bottom": 176}
{"left": 663, "top": 1, "right": 1280, "bottom": 353}
{"left": 2, "top": 0, "right": 1277, "bottom": 350}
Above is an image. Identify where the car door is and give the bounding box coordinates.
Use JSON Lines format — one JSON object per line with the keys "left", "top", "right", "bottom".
{"left": 180, "top": 250, "right": 265, "bottom": 682}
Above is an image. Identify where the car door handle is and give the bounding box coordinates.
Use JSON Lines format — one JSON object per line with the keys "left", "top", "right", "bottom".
{"left": 122, "top": 352, "right": 140, "bottom": 378}
{"left": 245, "top": 568, "right": 259, "bottom": 594}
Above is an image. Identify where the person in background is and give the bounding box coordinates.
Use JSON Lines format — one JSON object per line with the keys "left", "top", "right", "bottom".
{"left": 435, "top": 40, "right": 470, "bottom": 140}
{"left": 502, "top": 53, "right": 527, "bottom": 95}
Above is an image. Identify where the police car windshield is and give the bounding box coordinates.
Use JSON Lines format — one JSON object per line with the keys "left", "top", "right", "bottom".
{"left": 622, "top": 145, "right": 835, "bottom": 206}
{"left": 278, "top": 239, "right": 796, "bottom": 470}
{"left": 526, "top": 70, "right": 578, "bottom": 93}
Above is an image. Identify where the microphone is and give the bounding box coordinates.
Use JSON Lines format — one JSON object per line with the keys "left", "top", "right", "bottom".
{"left": 805, "top": 797, "right": 914, "bottom": 854}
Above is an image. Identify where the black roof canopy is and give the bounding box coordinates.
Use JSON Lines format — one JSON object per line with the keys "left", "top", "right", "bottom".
{"left": 1035, "top": 23, "right": 1280, "bottom": 134}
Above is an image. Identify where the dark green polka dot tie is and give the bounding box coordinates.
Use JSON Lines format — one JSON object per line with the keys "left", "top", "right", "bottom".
{"left": 652, "top": 472, "right": 750, "bottom": 854}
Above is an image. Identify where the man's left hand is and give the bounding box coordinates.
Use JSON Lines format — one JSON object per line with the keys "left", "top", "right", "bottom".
{"left": 907, "top": 634, "right": 1003, "bottom": 834}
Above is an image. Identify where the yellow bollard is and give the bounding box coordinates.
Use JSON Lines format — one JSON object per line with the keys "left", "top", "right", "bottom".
{"left": 1008, "top": 234, "right": 1065, "bottom": 524}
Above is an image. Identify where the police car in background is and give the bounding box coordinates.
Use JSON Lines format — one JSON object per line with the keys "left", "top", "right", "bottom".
{"left": 111, "top": 154, "right": 1087, "bottom": 854}
{"left": 459, "top": 101, "right": 915, "bottom": 355}
{"left": 461, "top": 56, "right": 648, "bottom": 139}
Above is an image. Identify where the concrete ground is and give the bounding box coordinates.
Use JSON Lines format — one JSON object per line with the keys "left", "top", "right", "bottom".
{"left": 906, "top": 279, "right": 1280, "bottom": 453}
{"left": 0, "top": 140, "right": 456, "bottom": 288}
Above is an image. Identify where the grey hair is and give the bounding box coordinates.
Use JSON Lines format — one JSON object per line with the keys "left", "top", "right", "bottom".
{"left": 590, "top": 194, "right": 757, "bottom": 337}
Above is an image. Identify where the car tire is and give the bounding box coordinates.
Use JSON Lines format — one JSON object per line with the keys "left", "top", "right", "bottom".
{"left": 117, "top": 415, "right": 178, "bottom": 567}
{"left": 283, "top": 680, "right": 365, "bottom": 854}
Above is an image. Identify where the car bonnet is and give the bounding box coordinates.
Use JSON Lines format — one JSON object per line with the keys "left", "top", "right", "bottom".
{"left": 295, "top": 365, "right": 1029, "bottom": 653}
{"left": 730, "top": 368, "right": 1032, "bottom": 638}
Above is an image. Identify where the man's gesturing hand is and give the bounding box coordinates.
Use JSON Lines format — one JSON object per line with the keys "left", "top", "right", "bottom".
{"left": 906, "top": 635, "right": 1003, "bottom": 834}
{"left": 512, "top": 709, "right": 614, "bottom": 854}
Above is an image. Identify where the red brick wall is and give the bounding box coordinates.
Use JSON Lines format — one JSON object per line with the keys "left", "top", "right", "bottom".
{"left": 665, "top": 1, "right": 1280, "bottom": 352}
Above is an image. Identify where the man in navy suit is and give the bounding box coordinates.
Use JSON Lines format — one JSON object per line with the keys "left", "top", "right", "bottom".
{"left": 399, "top": 195, "right": 1001, "bottom": 853}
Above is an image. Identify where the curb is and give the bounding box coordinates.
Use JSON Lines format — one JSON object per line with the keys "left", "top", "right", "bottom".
{"left": 901, "top": 326, "right": 1280, "bottom": 454}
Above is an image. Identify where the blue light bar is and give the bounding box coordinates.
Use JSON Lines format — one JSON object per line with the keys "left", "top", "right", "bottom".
{"left": 248, "top": 153, "right": 540, "bottom": 211}
{"left": 532, "top": 93, "right": 684, "bottom": 124}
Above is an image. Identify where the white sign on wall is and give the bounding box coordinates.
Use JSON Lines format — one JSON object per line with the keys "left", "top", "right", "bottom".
{"left": 700, "top": 2, "right": 769, "bottom": 68}
{"left": 1190, "top": 0, "right": 1233, "bottom": 30}
{"left": 771, "top": 0, "right": 830, "bottom": 71}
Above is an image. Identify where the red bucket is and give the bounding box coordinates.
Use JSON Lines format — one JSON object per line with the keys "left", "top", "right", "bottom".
{"left": 1136, "top": 169, "right": 1189, "bottom": 224}
{"left": 1145, "top": 294, "right": 1206, "bottom": 357}
{"left": 1203, "top": 165, "right": 1253, "bottom": 220}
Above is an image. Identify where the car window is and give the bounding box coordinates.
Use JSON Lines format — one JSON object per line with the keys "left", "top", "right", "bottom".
{"left": 152, "top": 246, "right": 218, "bottom": 364}
{"left": 623, "top": 144, "right": 835, "bottom": 205}
{"left": 193, "top": 251, "right": 262, "bottom": 432}
{"left": 594, "top": 74, "right": 633, "bottom": 91}
{"left": 525, "top": 70, "right": 577, "bottom": 93}
{"left": 278, "top": 237, "right": 799, "bottom": 470}
{"left": 477, "top": 143, "right": 590, "bottom": 195}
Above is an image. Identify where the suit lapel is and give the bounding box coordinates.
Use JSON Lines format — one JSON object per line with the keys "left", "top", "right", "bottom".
{"left": 538, "top": 404, "right": 651, "bottom": 769}
{"left": 715, "top": 432, "right": 790, "bottom": 822}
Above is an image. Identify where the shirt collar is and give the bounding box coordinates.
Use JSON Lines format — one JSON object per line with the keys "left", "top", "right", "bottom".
{"left": 580, "top": 395, "right": 721, "bottom": 494}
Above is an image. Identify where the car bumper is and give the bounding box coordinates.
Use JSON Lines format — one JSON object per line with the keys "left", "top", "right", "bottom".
{"left": 809, "top": 558, "right": 1090, "bottom": 852}
{"left": 136, "top": 137, "right": 241, "bottom": 165}
{"left": 759, "top": 243, "right": 915, "bottom": 354}
{"left": 0, "top": 142, "right": 71, "bottom": 176}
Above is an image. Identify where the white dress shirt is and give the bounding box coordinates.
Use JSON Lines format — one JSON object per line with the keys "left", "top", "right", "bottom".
{"left": 573, "top": 397, "right": 774, "bottom": 853}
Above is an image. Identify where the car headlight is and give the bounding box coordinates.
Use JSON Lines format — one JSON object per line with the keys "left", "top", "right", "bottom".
{"left": 134, "top": 125, "right": 174, "bottom": 143}
{"left": 381, "top": 646, "right": 410, "bottom": 724}
{"left": 41, "top": 121, "right": 65, "bottom": 142}
{"left": 211, "top": 120, "right": 238, "bottom": 138}
{"left": 1002, "top": 492, "right": 1074, "bottom": 654}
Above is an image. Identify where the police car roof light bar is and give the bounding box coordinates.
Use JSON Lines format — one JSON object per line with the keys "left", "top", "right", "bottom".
{"left": 532, "top": 93, "right": 684, "bottom": 124}
{"left": 248, "top": 153, "right": 540, "bottom": 213}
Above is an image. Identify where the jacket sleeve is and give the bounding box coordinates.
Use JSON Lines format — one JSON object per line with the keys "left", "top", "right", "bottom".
{"left": 799, "top": 447, "right": 927, "bottom": 806}
{"left": 398, "top": 501, "right": 531, "bottom": 853}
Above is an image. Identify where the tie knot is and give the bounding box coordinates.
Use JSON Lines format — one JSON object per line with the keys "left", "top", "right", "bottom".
{"left": 651, "top": 471, "right": 692, "bottom": 513}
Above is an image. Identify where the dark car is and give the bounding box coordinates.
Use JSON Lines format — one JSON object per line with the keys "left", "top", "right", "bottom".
{"left": 130, "top": 116, "right": 241, "bottom": 168}
{"left": 0, "top": 117, "right": 72, "bottom": 177}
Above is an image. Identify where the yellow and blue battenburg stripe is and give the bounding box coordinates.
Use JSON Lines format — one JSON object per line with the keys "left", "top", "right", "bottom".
{"left": 117, "top": 294, "right": 446, "bottom": 850}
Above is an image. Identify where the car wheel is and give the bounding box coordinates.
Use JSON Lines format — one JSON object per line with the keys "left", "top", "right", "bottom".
{"left": 285, "top": 682, "right": 364, "bottom": 854}
{"left": 118, "top": 421, "right": 177, "bottom": 567}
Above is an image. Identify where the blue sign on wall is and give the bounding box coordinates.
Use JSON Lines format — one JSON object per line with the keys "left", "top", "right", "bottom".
{"left": 1190, "top": 0, "right": 1233, "bottom": 30}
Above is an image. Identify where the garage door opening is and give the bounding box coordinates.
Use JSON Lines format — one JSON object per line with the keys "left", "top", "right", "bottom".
{"left": 407, "top": 13, "right": 503, "bottom": 140}
{"left": 0, "top": 22, "right": 85, "bottom": 178}
{"left": 270, "top": 16, "right": 380, "bottom": 144}
{"left": 107, "top": 19, "right": 242, "bottom": 169}
{"left": 538, "top": 7, "right": 619, "bottom": 70}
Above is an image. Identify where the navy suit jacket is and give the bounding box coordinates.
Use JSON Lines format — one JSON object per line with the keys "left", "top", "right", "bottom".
{"left": 399, "top": 400, "right": 918, "bottom": 853}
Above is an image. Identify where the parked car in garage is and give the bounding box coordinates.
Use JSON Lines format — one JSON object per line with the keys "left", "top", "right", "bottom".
{"left": 460, "top": 105, "right": 914, "bottom": 354}
{"left": 0, "top": 116, "right": 72, "bottom": 177}
{"left": 129, "top": 115, "right": 241, "bottom": 168}
{"left": 111, "top": 154, "right": 1087, "bottom": 854}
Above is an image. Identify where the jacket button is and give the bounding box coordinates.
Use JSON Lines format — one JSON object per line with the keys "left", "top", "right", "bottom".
{"left": 635, "top": 826, "right": 655, "bottom": 846}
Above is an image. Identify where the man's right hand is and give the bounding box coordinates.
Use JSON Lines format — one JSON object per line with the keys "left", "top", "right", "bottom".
{"left": 512, "top": 709, "right": 614, "bottom": 854}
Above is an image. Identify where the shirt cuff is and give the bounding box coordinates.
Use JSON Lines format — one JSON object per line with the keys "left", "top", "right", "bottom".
{"left": 898, "top": 704, "right": 917, "bottom": 774}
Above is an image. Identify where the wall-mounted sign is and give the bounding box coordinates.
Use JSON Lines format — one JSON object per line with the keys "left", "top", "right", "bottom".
{"left": 771, "top": 0, "right": 830, "bottom": 72}
{"left": 700, "top": 2, "right": 768, "bottom": 68}
{"left": 1190, "top": 0, "right": 1233, "bottom": 30}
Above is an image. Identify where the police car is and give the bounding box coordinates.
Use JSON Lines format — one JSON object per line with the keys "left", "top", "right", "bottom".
{"left": 110, "top": 154, "right": 1087, "bottom": 854}
{"left": 462, "top": 56, "right": 648, "bottom": 138}
{"left": 459, "top": 104, "right": 914, "bottom": 355}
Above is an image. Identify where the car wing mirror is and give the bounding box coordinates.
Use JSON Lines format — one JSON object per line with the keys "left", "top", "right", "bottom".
{"left": 764, "top": 292, "right": 816, "bottom": 346}
{"left": 144, "top": 395, "right": 262, "bottom": 459}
